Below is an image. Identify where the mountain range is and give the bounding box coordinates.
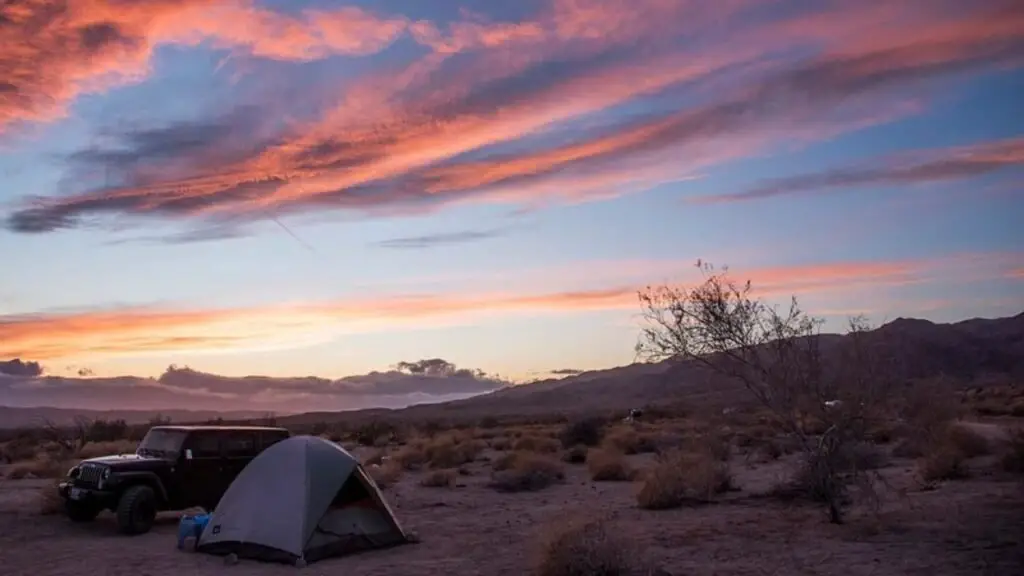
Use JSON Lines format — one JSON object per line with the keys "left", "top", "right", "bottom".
{"left": 2, "top": 312, "right": 1021, "bottom": 429}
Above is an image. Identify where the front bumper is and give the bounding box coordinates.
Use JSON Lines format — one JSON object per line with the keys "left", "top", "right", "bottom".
{"left": 58, "top": 481, "right": 118, "bottom": 510}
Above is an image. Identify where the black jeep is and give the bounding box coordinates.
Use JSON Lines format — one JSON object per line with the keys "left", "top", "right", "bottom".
{"left": 58, "top": 425, "right": 290, "bottom": 535}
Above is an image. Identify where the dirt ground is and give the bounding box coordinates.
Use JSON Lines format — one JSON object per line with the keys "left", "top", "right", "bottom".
{"left": 0, "top": 444, "right": 1021, "bottom": 576}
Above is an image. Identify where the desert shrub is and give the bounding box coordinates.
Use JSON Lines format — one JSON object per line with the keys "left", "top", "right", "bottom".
{"left": 392, "top": 443, "right": 429, "bottom": 470}
{"left": 38, "top": 479, "right": 64, "bottom": 515}
{"left": 868, "top": 422, "right": 899, "bottom": 444}
{"left": 354, "top": 420, "right": 396, "bottom": 447}
{"left": 691, "top": 433, "right": 730, "bottom": 461}
{"left": 490, "top": 436, "right": 512, "bottom": 451}
{"left": 425, "top": 435, "right": 483, "bottom": 468}
{"left": 534, "top": 518, "right": 637, "bottom": 576}
{"left": 1, "top": 435, "right": 42, "bottom": 463}
{"left": 587, "top": 449, "right": 635, "bottom": 482}
{"left": 895, "top": 422, "right": 988, "bottom": 463}
{"left": 602, "top": 428, "right": 658, "bottom": 455}
{"left": 491, "top": 451, "right": 520, "bottom": 472}
{"left": 489, "top": 453, "right": 565, "bottom": 493}
{"left": 84, "top": 419, "right": 129, "bottom": 443}
{"left": 945, "top": 425, "right": 990, "bottom": 458}
{"left": 562, "top": 444, "right": 588, "bottom": 464}
{"left": 918, "top": 446, "right": 969, "bottom": 481}
{"left": 6, "top": 454, "right": 71, "bottom": 479}
{"left": 479, "top": 416, "right": 501, "bottom": 429}
{"left": 366, "top": 461, "right": 403, "bottom": 488}
{"left": 1000, "top": 428, "right": 1024, "bottom": 473}
{"left": 361, "top": 449, "right": 387, "bottom": 467}
{"left": 514, "top": 435, "right": 561, "bottom": 454}
{"left": 635, "top": 450, "right": 732, "bottom": 510}
{"left": 559, "top": 417, "right": 605, "bottom": 448}
{"left": 420, "top": 469, "right": 458, "bottom": 488}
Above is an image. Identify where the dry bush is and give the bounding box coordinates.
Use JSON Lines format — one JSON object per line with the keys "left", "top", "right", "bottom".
{"left": 917, "top": 446, "right": 969, "bottom": 482}
{"left": 688, "top": 433, "right": 730, "bottom": 461}
{"left": 6, "top": 453, "right": 72, "bottom": 479}
{"left": 775, "top": 443, "right": 875, "bottom": 500}
{"left": 492, "top": 451, "right": 520, "bottom": 472}
{"left": 489, "top": 453, "right": 566, "bottom": 493}
{"left": 361, "top": 448, "right": 387, "bottom": 467}
{"left": 1, "top": 436, "right": 41, "bottom": 463}
{"left": 420, "top": 469, "right": 458, "bottom": 488}
{"left": 514, "top": 435, "right": 561, "bottom": 454}
{"left": 1000, "top": 428, "right": 1024, "bottom": 473}
{"left": 490, "top": 436, "right": 513, "bottom": 451}
{"left": 602, "top": 428, "right": 658, "bottom": 455}
{"left": 895, "top": 422, "right": 988, "bottom": 471}
{"left": 38, "top": 479, "right": 64, "bottom": 515}
{"left": 587, "top": 449, "right": 636, "bottom": 481}
{"left": 637, "top": 261, "right": 897, "bottom": 523}
{"left": 366, "top": 462, "right": 404, "bottom": 488}
{"left": 944, "top": 425, "right": 990, "bottom": 458}
{"left": 424, "top": 435, "right": 484, "bottom": 468}
{"left": 392, "top": 443, "right": 429, "bottom": 470}
{"left": 559, "top": 417, "right": 605, "bottom": 448}
{"left": 562, "top": 444, "right": 588, "bottom": 464}
{"left": 534, "top": 518, "right": 638, "bottom": 576}
{"left": 635, "top": 450, "right": 732, "bottom": 510}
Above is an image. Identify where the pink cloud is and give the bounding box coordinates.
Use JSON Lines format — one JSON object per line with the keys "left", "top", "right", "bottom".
{"left": 4, "top": 0, "right": 1023, "bottom": 235}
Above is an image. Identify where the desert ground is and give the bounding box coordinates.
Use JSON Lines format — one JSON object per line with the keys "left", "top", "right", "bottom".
{"left": 1, "top": 412, "right": 1022, "bottom": 576}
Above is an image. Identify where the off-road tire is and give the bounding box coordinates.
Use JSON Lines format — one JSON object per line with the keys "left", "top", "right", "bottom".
{"left": 116, "top": 485, "right": 157, "bottom": 535}
{"left": 65, "top": 500, "right": 100, "bottom": 522}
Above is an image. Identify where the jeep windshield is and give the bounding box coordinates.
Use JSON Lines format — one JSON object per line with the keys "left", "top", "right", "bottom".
{"left": 136, "top": 429, "right": 187, "bottom": 458}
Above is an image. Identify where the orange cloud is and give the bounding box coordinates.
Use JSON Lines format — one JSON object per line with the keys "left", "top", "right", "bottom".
{"left": 3, "top": 255, "right": 1017, "bottom": 362}
{"left": 5, "top": 1, "right": 1023, "bottom": 234}
{"left": 0, "top": 0, "right": 408, "bottom": 134}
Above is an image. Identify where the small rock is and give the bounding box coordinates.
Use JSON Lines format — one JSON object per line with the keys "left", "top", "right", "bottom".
{"left": 224, "top": 553, "right": 239, "bottom": 566}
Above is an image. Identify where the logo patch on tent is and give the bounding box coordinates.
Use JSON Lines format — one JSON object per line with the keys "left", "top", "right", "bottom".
{"left": 212, "top": 525, "right": 221, "bottom": 535}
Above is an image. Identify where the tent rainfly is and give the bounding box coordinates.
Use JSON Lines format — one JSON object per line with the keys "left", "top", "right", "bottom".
{"left": 197, "top": 435, "right": 408, "bottom": 565}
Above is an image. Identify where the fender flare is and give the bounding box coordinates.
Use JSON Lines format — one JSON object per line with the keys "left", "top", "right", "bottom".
{"left": 114, "top": 472, "right": 169, "bottom": 503}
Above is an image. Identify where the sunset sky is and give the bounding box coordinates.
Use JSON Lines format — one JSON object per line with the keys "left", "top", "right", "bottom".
{"left": 1, "top": 0, "right": 1022, "bottom": 411}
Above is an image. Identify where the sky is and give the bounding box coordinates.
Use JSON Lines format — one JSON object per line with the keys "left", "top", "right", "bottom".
{"left": 0, "top": 0, "right": 1022, "bottom": 412}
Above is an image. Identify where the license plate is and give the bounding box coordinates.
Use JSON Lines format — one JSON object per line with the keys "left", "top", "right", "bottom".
{"left": 69, "top": 488, "right": 82, "bottom": 500}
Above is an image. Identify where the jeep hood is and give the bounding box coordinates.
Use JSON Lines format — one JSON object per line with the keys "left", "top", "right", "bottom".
{"left": 81, "top": 453, "right": 173, "bottom": 469}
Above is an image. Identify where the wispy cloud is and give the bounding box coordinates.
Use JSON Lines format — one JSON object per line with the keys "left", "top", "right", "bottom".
{"left": 373, "top": 228, "right": 507, "bottom": 250}
{"left": 6, "top": 1, "right": 1022, "bottom": 235}
{"left": 2, "top": 254, "right": 1017, "bottom": 362}
{"left": 689, "top": 137, "right": 1024, "bottom": 204}
{"left": 549, "top": 368, "right": 584, "bottom": 376}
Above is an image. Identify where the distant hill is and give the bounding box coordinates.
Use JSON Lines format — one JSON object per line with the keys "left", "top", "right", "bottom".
{"left": 6, "top": 312, "right": 1021, "bottom": 430}
{"left": 0, "top": 406, "right": 278, "bottom": 429}
{"left": 276, "top": 312, "right": 1024, "bottom": 426}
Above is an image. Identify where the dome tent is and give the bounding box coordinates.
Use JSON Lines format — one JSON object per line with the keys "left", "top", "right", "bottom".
{"left": 197, "top": 435, "right": 408, "bottom": 565}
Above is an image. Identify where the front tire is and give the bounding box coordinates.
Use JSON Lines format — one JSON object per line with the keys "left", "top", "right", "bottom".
{"left": 65, "top": 500, "right": 100, "bottom": 522}
{"left": 116, "top": 485, "right": 157, "bottom": 535}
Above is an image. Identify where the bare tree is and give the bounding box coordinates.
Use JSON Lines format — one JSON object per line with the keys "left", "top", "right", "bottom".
{"left": 38, "top": 417, "right": 90, "bottom": 456}
{"left": 636, "top": 261, "right": 893, "bottom": 523}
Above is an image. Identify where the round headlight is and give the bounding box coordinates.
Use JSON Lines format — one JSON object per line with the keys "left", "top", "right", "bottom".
{"left": 101, "top": 467, "right": 111, "bottom": 479}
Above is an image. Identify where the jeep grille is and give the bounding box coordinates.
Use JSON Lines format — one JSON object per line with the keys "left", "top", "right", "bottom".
{"left": 77, "top": 464, "right": 104, "bottom": 487}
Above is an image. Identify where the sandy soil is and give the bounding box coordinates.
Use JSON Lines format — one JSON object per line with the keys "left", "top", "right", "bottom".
{"left": 0, "top": 450, "right": 1021, "bottom": 576}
